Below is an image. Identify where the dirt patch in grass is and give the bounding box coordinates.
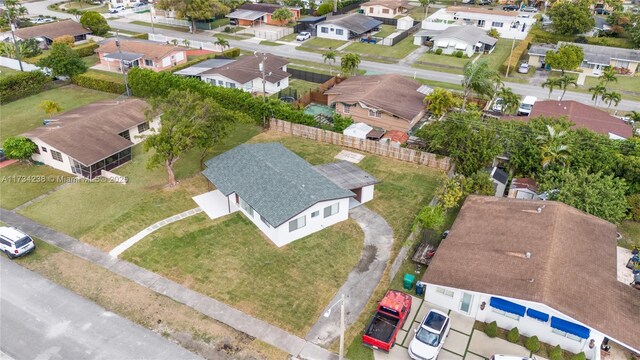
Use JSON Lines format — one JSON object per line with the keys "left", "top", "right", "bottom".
{"left": 15, "top": 242, "right": 287, "bottom": 360}
{"left": 355, "top": 245, "right": 378, "bottom": 273}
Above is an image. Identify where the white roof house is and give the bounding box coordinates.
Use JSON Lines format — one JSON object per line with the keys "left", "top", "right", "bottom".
{"left": 414, "top": 25, "right": 497, "bottom": 56}
{"left": 316, "top": 13, "right": 383, "bottom": 41}
{"left": 423, "top": 7, "right": 536, "bottom": 39}
{"left": 343, "top": 122, "right": 374, "bottom": 139}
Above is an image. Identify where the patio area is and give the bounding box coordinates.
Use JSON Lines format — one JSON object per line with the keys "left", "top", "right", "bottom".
{"left": 374, "top": 297, "right": 537, "bottom": 360}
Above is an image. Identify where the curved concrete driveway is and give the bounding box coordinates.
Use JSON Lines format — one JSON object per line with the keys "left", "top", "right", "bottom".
{"left": 306, "top": 205, "right": 394, "bottom": 346}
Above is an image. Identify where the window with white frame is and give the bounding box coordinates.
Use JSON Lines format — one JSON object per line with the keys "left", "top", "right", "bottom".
{"left": 436, "top": 287, "right": 454, "bottom": 297}
{"left": 260, "top": 215, "right": 271, "bottom": 228}
{"left": 336, "top": 29, "right": 344, "bottom": 35}
{"left": 42, "top": 147, "right": 48, "bottom": 152}
{"left": 492, "top": 308, "right": 521, "bottom": 320}
{"left": 226, "top": 82, "right": 236, "bottom": 88}
{"left": 616, "top": 60, "right": 630, "bottom": 69}
{"left": 137, "top": 122, "right": 150, "bottom": 133}
{"left": 144, "top": 59, "right": 153, "bottom": 66}
{"left": 551, "top": 329, "right": 584, "bottom": 343}
{"left": 217, "top": 80, "right": 224, "bottom": 86}
{"left": 323, "top": 203, "right": 339, "bottom": 218}
{"left": 311, "top": 210, "right": 319, "bottom": 218}
{"left": 343, "top": 104, "right": 350, "bottom": 114}
{"left": 491, "top": 21, "right": 503, "bottom": 27}
{"left": 368, "top": 109, "right": 381, "bottom": 118}
{"left": 239, "top": 197, "right": 254, "bottom": 217}
{"left": 321, "top": 27, "right": 328, "bottom": 33}
{"left": 51, "top": 150, "right": 63, "bottom": 162}
{"left": 289, "top": 215, "right": 306, "bottom": 232}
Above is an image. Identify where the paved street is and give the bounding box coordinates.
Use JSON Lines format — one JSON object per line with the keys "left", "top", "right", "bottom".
{"left": 20, "top": 0, "right": 640, "bottom": 111}
{"left": 0, "top": 257, "right": 201, "bottom": 360}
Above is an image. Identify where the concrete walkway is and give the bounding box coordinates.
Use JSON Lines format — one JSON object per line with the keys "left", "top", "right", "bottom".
{"left": 109, "top": 207, "right": 202, "bottom": 257}
{"left": 0, "top": 209, "right": 337, "bottom": 360}
{"left": 306, "top": 206, "right": 394, "bottom": 346}
{"left": 336, "top": 41, "right": 353, "bottom": 51}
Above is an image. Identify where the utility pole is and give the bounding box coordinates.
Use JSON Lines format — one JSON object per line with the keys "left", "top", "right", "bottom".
{"left": 150, "top": 5, "right": 155, "bottom": 34}
{"left": 258, "top": 52, "right": 271, "bottom": 129}
{"left": 115, "top": 31, "right": 131, "bottom": 96}
{"left": 334, "top": 0, "right": 338, "bottom": 13}
{"left": 9, "top": 18, "right": 24, "bottom": 72}
{"left": 339, "top": 293, "right": 345, "bottom": 360}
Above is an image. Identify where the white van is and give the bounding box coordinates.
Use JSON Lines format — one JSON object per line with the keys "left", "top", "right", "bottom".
{"left": 0, "top": 226, "right": 36, "bottom": 259}
{"left": 517, "top": 96, "right": 537, "bottom": 116}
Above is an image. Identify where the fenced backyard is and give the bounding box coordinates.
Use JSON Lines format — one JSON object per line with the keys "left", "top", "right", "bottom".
{"left": 269, "top": 119, "right": 453, "bottom": 171}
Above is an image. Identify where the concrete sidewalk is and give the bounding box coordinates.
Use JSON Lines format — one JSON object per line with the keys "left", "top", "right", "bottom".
{"left": 0, "top": 208, "right": 337, "bottom": 360}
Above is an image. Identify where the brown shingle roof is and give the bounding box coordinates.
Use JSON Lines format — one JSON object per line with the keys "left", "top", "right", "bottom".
{"left": 325, "top": 74, "right": 425, "bottom": 122}
{"left": 200, "top": 54, "right": 290, "bottom": 84}
{"left": 23, "top": 99, "right": 150, "bottom": 166}
{"left": 504, "top": 100, "right": 633, "bottom": 138}
{"left": 14, "top": 20, "right": 90, "bottom": 41}
{"left": 96, "top": 39, "right": 187, "bottom": 61}
{"left": 510, "top": 177, "right": 538, "bottom": 192}
{"left": 239, "top": 3, "right": 286, "bottom": 13}
{"left": 422, "top": 196, "right": 640, "bottom": 351}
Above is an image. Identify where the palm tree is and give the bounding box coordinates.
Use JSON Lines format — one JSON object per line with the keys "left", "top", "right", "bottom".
{"left": 214, "top": 36, "right": 230, "bottom": 51}
{"left": 541, "top": 77, "right": 562, "bottom": 99}
{"left": 419, "top": 0, "right": 430, "bottom": 15}
{"left": 537, "top": 125, "right": 571, "bottom": 169}
{"left": 497, "top": 87, "right": 520, "bottom": 115}
{"left": 598, "top": 67, "right": 617, "bottom": 87}
{"left": 589, "top": 84, "right": 607, "bottom": 106}
{"left": 461, "top": 60, "right": 496, "bottom": 111}
{"left": 170, "top": 39, "right": 179, "bottom": 46}
{"left": 558, "top": 74, "right": 578, "bottom": 101}
{"left": 340, "top": 53, "right": 360, "bottom": 77}
{"left": 182, "top": 39, "right": 190, "bottom": 48}
{"left": 492, "top": 73, "right": 503, "bottom": 99}
{"left": 323, "top": 50, "right": 336, "bottom": 75}
{"left": 628, "top": 111, "right": 640, "bottom": 123}
{"left": 39, "top": 100, "right": 62, "bottom": 116}
{"left": 602, "top": 91, "right": 622, "bottom": 108}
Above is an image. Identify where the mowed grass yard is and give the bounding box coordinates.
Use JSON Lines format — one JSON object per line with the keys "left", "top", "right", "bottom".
{"left": 0, "top": 163, "right": 68, "bottom": 210}
{"left": 0, "top": 85, "right": 118, "bottom": 143}
{"left": 344, "top": 36, "right": 419, "bottom": 60}
{"left": 18, "top": 124, "right": 262, "bottom": 251}
{"left": 0, "top": 66, "right": 19, "bottom": 78}
{"left": 122, "top": 214, "right": 364, "bottom": 336}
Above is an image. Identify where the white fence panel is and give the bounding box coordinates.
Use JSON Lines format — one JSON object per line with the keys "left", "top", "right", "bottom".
{"left": 148, "top": 33, "right": 224, "bottom": 51}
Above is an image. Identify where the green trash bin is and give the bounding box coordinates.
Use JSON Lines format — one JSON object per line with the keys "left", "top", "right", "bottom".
{"left": 403, "top": 273, "right": 416, "bottom": 290}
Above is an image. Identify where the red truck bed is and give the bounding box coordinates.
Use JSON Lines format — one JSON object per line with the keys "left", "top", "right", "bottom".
{"left": 362, "top": 290, "right": 412, "bottom": 352}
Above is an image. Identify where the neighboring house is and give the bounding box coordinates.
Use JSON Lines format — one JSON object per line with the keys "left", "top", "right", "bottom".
{"left": 413, "top": 25, "right": 497, "bottom": 56}
{"left": 381, "top": 130, "right": 409, "bottom": 147}
{"left": 316, "top": 13, "right": 383, "bottom": 41}
{"left": 396, "top": 15, "right": 415, "bottom": 30}
{"left": 226, "top": 3, "right": 300, "bottom": 26}
{"left": 360, "top": 0, "right": 413, "bottom": 19}
{"left": 343, "top": 122, "right": 374, "bottom": 140}
{"left": 490, "top": 166, "right": 508, "bottom": 197}
{"left": 13, "top": 20, "right": 91, "bottom": 45}
{"left": 507, "top": 178, "right": 538, "bottom": 200}
{"left": 503, "top": 100, "right": 634, "bottom": 139}
{"left": 421, "top": 196, "right": 640, "bottom": 358}
{"left": 527, "top": 42, "right": 640, "bottom": 75}
{"left": 423, "top": 7, "right": 536, "bottom": 39}
{"left": 95, "top": 38, "right": 187, "bottom": 73}
{"left": 175, "top": 54, "right": 290, "bottom": 94}
{"left": 22, "top": 99, "right": 158, "bottom": 179}
{"left": 199, "top": 143, "right": 377, "bottom": 247}
{"left": 325, "top": 74, "right": 428, "bottom": 132}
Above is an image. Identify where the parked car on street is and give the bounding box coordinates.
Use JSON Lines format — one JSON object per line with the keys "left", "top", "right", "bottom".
{"left": 492, "top": 97, "right": 504, "bottom": 112}
{"left": 296, "top": 32, "right": 311, "bottom": 41}
{"left": 521, "top": 6, "right": 537, "bottom": 12}
{"left": 517, "top": 62, "right": 529, "bottom": 74}
{"left": 109, "top": 5, "right": 125, "bottom": 13}
{"left": 362, "top": 290, "right": 412, "bottom": 352}
{"left": 517, "top": 95, "right": 537, "bottom": 116}
{"left": 31, "top": 17, "right": 55, "bottom": 24}
{"left": 0, "top": 149, "right": 7, "bottom": 162}
{"left": 477, "top": 0, "right": 492, "bottom": 5}
{"left": 408, "top": 309, "right": 451, "bottom": 360}
{"left": 502, "top": 5, "right": 519, "bottom": 11}
{"left": 0, "top": 227, "right": 36, "bottom": 259}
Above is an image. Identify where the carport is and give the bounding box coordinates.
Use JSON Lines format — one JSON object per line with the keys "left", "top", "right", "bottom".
{"left": 192, "top": 190, "right": 237, "bottom": 219}
{"left": 314, "top": 161, "right": 378, "bottom": 209}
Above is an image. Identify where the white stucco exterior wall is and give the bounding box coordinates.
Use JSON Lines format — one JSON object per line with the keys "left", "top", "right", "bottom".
{"left": 201, "top": 74, "right": 289, "bottom": 94}
{"left": 423, "top": 284, "right": 607, "bottom": 358}
{"left": 432, "top": 36, "right": 475, "bottom": 57}
{"left": 360, "top": 185, "right": 374, "bottom": 203}
{"left": 29, "top": 140, "right": 74, "bottom": 174}
{"left": 231, "top": 194, "right": 351, "bottom": 247}
{"left": 317, "top": 24, "right": 350, "bottom": 40}
{"left": 423, "top": 9, "right": 535, "bottom": 40}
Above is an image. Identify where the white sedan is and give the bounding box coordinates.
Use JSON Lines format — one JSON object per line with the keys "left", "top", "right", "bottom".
{"left": 296, "top": 32, "right": 311, "bottom": 41}
{"left": 408, "top": 309, "right": 451, "bottom": 360}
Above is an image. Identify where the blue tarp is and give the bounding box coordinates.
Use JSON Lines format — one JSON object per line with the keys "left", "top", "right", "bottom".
{"left": 490, "top": 297, "right": 526, "bottom": 316}
{"left": 550, "top": 317, "right": 591, "bottom": 339}
{"left": 526, "top": 308, "right": 550, "bottom": 322}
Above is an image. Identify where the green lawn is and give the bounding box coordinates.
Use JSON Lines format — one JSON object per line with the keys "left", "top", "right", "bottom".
{"left": 259, "top": 40, "right": 283, "bottom": 46}
{"left": 619, "top": 221, "right": 640, "bottom": 249}
{"left": 130, "top": 21, "right": 189, "bottom": 32}
{"left": 374, "top": 25, "right": 396, "bottom": 39}
{"left": 299, "top": 37, "right": 348, "bottom": 51}
{"left": 417, "top": 51, "right": 470, "bottom": 69}
{"left": 85, "top": 69, "right": 125, "bottom": 83}
{"left": 0, "top": 163, "right": 69, "bottom": 210}
{"left": 81, "top": 54, "right": 100, "bottom": 67}
{"left": 0, "top": 66, "right": 19, "bottom": 78}
{"left": 583, "top": 75, "right": 640, "bottom": 94}
{"left": 483, "top": 39, "right": 520, "bottom": 72}
{"left": 345, "top": 36, "right": 418, "bottom": 60}
{"left": 19, "top": 124, "right": 262, "bottom": 251}
{"left": 280, "top": 32, "right": 298, "bottom": 42}
{"left": 214, "top": 33, "right": 245, "bottom": 41}
{"left": 286, "top": 79, "right": 319, "bottom": 96}
{"left": 0, "top": 85, "right": 118, "bottom": 143}
{"left": 122, "top": 213, "right": 364, "bottom": 336}
{"left": 415, "top": 77, "right": 464, "bottom": 92}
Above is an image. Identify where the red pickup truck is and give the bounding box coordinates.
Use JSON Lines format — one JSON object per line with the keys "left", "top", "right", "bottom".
{"left": 362, "top": 290, "right": 412, "bottom": 352}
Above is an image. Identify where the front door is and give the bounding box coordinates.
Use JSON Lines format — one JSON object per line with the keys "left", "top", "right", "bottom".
{"left": 460, "top": 292, "right": 473, "bottom": 314}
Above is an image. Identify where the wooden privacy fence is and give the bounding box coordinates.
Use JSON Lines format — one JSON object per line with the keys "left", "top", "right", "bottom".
{"left": 270, "top": 119, "right": 453, "bottom": 172}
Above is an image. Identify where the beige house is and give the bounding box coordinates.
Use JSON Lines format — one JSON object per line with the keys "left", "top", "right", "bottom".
{"left": 360, "top": 0, "right": 413, "bottom": 19}
{"left": 325, "top": 74, "right": 429, "bottom": 132}
{"left": 95, "top": 38, "right": 188, "bottom": 73}
{"left": 527, "top": 42, "right": 640, "bottom": 75}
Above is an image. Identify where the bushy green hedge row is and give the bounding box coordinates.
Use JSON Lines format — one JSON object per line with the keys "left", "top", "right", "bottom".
{"left": 72, "top": 73, "right": 125, "bottom": 94}
{"left": 74, "top": 42, "right": 99, "bottom": 57}
{"left": 130, "top": 33, "right": 149, "bottom": 40}
{"left": 221, "top": 48, "right": 240, "bottom": 58}
{"left": 128, "top": 68, "right": 316, "bottom": 126}
{"left": 500, "top": 36, "right": 531, "bottom": 74}
{"left": 0, "top": 71, "right": 51, "bottom": 104}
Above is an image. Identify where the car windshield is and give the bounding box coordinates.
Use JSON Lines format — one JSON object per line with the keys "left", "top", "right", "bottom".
{"left": 416, "top": 327, "right": 440, "bottom": 347}
{"left": 14, "top": 236, "right": 32, "bottom": 248}
{"left": 520, "top": 103, "right": 533, "bottom": 110}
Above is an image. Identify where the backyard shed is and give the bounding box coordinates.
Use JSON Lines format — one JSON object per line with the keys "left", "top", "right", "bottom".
{"left": 343, "top": 122, "right": 373, "bottom": 139}
{"left": 314, "top": 160, "right": 378, "bottom": 206}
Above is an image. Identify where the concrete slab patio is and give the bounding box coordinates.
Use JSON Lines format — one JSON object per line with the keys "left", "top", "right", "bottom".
{"left": 468, "top": 331, "right": 531, "bottom": 359}
{"left": 192, "top": 190, "right": 235, "bottom": 220}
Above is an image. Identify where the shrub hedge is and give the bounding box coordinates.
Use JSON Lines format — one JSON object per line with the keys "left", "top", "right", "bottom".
{"left": 74, "top": 42, "right": 99, "bottom": 57}
{"left": 485, "top": 321, "right": 498, "bottom": 338}
{"left": 549, "top": 345, "right": 565, "bottom": 360}
{"left": 130, "top": 33, "right": 149, "bottom": 40}
{"left": 72, "top": 73, "right": 125, "bottom": 94}
{"left": 127, "top": 68, "right": 317, "bottom": 126}
{"left": 525, "top": 335, "right": 541, "bottom": 352}
{"left": 435, "top": 48, "right": 443, "bottom": 55}
{"left": 0, "top": 71, "right": 51, "bottom": 104}
{"left": 500, "top": 36, "right": 531, "bottom": 74}
{"left": 507, "top": 327, "right": 520, "bottom": 343}
{"left": 570, "top": 353, "right": 586, "bottom": 360}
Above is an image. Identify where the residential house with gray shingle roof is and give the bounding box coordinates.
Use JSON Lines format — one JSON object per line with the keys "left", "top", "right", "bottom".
{"left": 200, "top": 143, "right": 376, "bottom": 246}
{"left": 316, "top": 13, "right": 383, "bottom": 41}
{"left": 527, "top": 42, "right": 640, "bottom": 75}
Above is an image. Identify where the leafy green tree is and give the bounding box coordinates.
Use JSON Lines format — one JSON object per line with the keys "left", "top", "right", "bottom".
{"left": 323, "top": 50, "right": 336, "bottom": 75}
{"left": 413, "top": 204, "right": 445, "bottom": 232}
{"left": 36, "top": 43, "right": 87, "bottom": 77}
{"left": 545, "top": 45, "right": 584, "bottom": 74}
{"left": 2, "top": 136, "right": 36, "bottom": 162}
{"left": 4, "top": 0, "right": 28, "bottom": 25}
{"left": 537, "top": 124, "right": 571, "bottom": 169}
{"left": 548, "top": 0, "right": 594, "bottom": 35}
{"left": 461, "top": 172, "right": 495, "bottom": 196}
{"left": 598, "top": 67, "right": 617, "bottom": 87}
{"left": 461, "top": 60, "right": 496, "bottom": 111}
{"left": 80, "top": 11, "right": 110, "bottom": 36}
{"left": 497, "top": 87, "right": 520, "bottom": 115}
{"left": 542, "top": 77, "right": 562, "bottom": 99}
{"left": 487, "top": 28, "right": 500, "bottom": 38}
{"left": 437, "top": 176, "right": 464, "bottom": 209}
{"left": 418, "top": 0, "right": 430, "bottom": 15}
{"left": 316, "top": 2, "right": 333, "bottom": 15}
{"left": 340, "top": 53, "right": 360, "bottom": 77}
{"left": 424, "top": 88, "right": 459, "bottom": 118}
{"left": 588, "top": 83, "right": 607, "bottom": 106}
{"left": 182, "top": 38, "right": 190, "bottom": 47}
{"left": 0, "top": 38, "right": 41, "bottom": 58}
{"left": 558, "top": 74, "right": 578, "bottom": 101}
{"left": 602, "top": 91, "right": 622, "bottom": 108}
{"left": 540, "top": 169, "right": 628, "bottom": 224}
{"left": 271, "top": 8, "right": 293, "bottom": 24}
{"left": 39, "top": 100, "right": 62, "bottom": 116}
{"left": 629, "top": 23, "right": 640, "bottom": 47}
{"left": 214, "top": 36, "right": 230, "bottom": 51}
{"left": 332, "top": 114, "right": 353, "bottom": 132}
{"left": 156, "top": 0, "right": 230, "bottom": 33}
